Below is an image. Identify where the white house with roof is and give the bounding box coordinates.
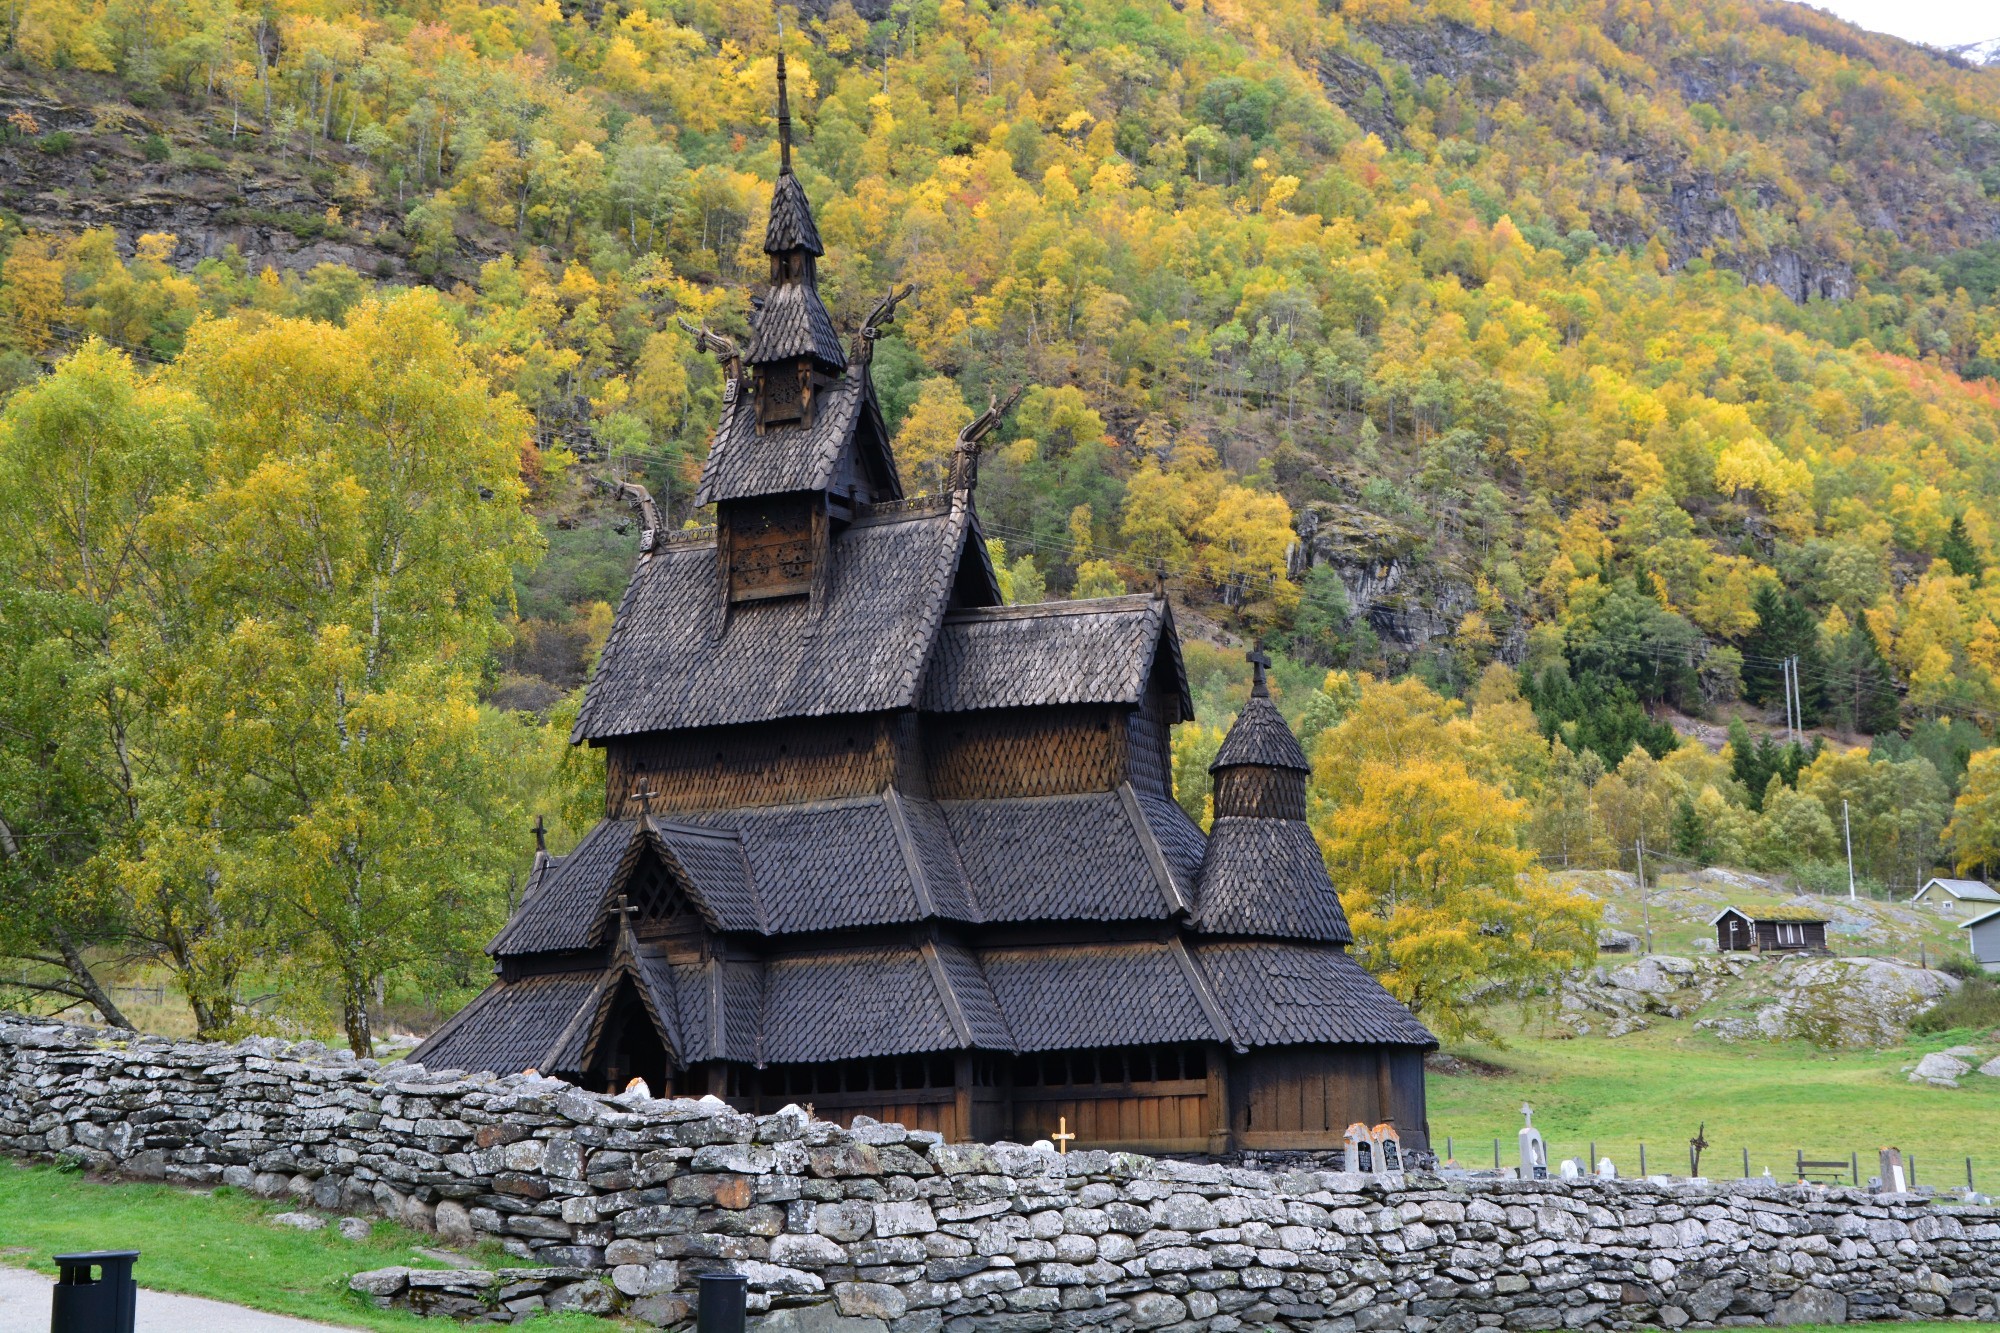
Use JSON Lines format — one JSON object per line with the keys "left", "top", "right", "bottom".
{"left": 1962, "top": 906, "right": 2000, "bottom": 973}
{"left": 1912, "top": 877, "right": 2000, "bottom": 918}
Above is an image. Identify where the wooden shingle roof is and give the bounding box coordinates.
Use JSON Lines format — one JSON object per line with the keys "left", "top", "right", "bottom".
{"left": 1211, "top": 693, "right": 1310, "bottom": 772}
{"left": 746, "top": 280, "right": 845, "bottom": 367}
{"left": 1193, "top": 816, "right": 1353, "bottom": 943}
{"left": 573, "top": 502, "right": 980, "bottom": 740}
{"left": 694, "top": 364, "right": 898, "bottom": 505}
{"left": 674, "top": 795, "right": 978, "bottom": 932}
{"left": 980, "top": 941, "right": 1223, "bottom": 1052}
{"left": 488, "top": 820, "right": 642, "bottom": 956}
{"left": 1195, "top": 942, "right": 1435, "bottom": 1048}
{"left": 942, "top": 786, "right": 1198, "bottom": 922}
{"left": 764, "top": 171, "right": 823, "bottom": 255}
{"left": 410, "top": 971, "right": 603, "bottom": 1075}
{"left": 920, "top": 596, "right": 1191, "bottom": 718}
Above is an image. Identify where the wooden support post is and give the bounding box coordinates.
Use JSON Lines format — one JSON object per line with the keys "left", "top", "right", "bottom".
{"left": 1206, "top": 1045, "right": 1232, "bottom": 1155}
{"left": 954, "top": 1053, "right": 974, "bottom": 1145}
{"left": 1375, "top": 1049, "right": 1394, "bottom": 1126}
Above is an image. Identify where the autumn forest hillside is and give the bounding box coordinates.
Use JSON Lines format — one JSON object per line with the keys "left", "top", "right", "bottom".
{"left": 6, "top": 0, "right": 2000, "bottom": 1046}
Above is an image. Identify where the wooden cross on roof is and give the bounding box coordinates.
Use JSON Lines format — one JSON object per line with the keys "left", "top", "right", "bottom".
{"left": 532, "top": 814, "right": 546, "bottom": 854}
{"left": 1247, "top": 646, "right": 1271, "bottom": 698}
{"left": 1051, "top": 1116, "right": 1075, "bottom": 1155}
{"left": 633, "top": 786, "right": 658, "bottom": 817}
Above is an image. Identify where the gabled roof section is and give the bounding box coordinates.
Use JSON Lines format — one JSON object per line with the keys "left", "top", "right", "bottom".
{"left": 1194, "top": 816, "right": 1353, "bottom": 943}
{"left": 920, "top": 595, "right": 1190, "bottom": 717}
{"left": 574, "top": 501, "right": 984, "bottom": 740}
{"left": 1211, "top": 693, "right": 1310, "bottom": 773}
{"left": 1709, "top": 905, "right": 1828, "bottom": 924}
{"left": 1960, "top": 905, "right": 2000, "bottom": 930}
{"left": 696, "top": 364, "right": 884, "bottom": 505}
{"left": 645, "top": 820, "right": 757, "bottom": 932}
{"left": 489, "top": 819, "right": 645, "bottom": 956}
{"left": 1919, "top": 877, "right": 2000, "bottom": 903}
{"left": 980, "top": 941, "right": 1223, "bottom": 1051}
{"left": 765, "top": 171, "right": 823, "bottom": 256}
{"left": 746, "top": 280, "right": 845, "bottom": 367}
{"left": 409, "top": 971, "right": 604, "bottom": 1076}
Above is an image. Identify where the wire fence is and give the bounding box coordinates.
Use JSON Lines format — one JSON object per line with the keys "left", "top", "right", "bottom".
{"left": 1437, "top": 1134, "right": 1996, "bottom": 1193}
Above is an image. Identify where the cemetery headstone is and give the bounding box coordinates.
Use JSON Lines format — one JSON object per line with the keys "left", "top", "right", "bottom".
{"left": 1371, "top": 1122, "right": 1403, "bottom": 1174}
{"left": 1344, "top": 1122, "right": 1375, "bottom": 1174}
{"left": 1597, "top": 1158, "right": 1616, "bottom": 1179}
{"left": 1518, "top": 1104, "right": 1548, "bottom": 1181}
{"left": 1559, "top": 1159, "right": 1581, "bottom": 1179}
{"left": 1879, "top": 1148, "right": 1907, "bottom": 1193}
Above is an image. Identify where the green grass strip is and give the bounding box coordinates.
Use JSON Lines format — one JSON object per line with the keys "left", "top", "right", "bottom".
{"left": 0, "top": 1162, "right": 620, "bottom": 1330}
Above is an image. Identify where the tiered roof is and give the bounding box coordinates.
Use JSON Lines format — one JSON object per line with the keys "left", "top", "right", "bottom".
{"left": 416, "top": 66, "right": 1433, "bottom": 1087}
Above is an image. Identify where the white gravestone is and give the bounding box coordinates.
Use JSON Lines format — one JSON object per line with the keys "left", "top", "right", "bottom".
{"left": 1517, "top": 1103, "right": 1548, "bottom": 1181}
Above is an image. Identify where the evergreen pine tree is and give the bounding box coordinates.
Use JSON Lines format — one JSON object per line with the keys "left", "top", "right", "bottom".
{"left": 1941, "top": 514, "right": 1983, "bottom": 579}
{"left": 1741, "top": 585, "right": 1825, "bottom": 722}
{"left": 1824, "top": 622, "right": 1899, "bottom": 737}
{"left": 1670, "top": 795, "right": 1711, "bottom": 865}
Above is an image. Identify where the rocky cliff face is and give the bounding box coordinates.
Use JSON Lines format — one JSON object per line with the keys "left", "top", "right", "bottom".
{"left": 1, "top": 70, "right": 424, "bottom": 282}
{"left": 1290, "top": 501, "right": 1479, "bottom": 653}
{"left": 1313, "top": 15, "right": 1999, "bottom": 305}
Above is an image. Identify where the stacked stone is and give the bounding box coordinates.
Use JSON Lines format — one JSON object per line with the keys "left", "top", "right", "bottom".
{"left": 5, "top": 1015, "right": 1999, "bottom": 1331}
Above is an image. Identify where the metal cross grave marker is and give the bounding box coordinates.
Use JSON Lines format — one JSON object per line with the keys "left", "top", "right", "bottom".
{"left": 1051, "top": 1117, "right": 1075, "bottom": 1155}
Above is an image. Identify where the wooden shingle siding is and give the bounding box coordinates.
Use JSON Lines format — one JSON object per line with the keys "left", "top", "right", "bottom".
{"left": 1212, "top": 766, "right": 1308, "bottom": 819}
{"left": 923, "top": 706, "right": 1127, "bottom": 799}
{"left": 608, "top": 717, "right": 899, "bottom": 814}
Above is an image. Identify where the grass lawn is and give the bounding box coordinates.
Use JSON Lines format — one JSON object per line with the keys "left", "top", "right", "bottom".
{"left": 0, "top": 1162, "right": 625, "bottom": 1330}
{"left": 1429, "top": 1020, "right": 2000, "bottom": 1186}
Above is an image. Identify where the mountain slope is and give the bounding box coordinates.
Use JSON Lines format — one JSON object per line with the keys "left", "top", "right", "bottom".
{"left": 3, "top": 0, "right": 2000, "bottom": 732}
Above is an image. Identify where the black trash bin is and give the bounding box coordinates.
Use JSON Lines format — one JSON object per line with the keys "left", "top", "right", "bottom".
{"left": 50, "top": 1250, "right": 139, "bottom": 1333}
{"left": 695, "top": 1271, "right": 747, "bottom": 1333}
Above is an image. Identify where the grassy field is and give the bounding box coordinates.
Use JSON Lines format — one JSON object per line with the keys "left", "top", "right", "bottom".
{"left": 1429, "top": 1018, "right": 2000, "bottom": 1186}
{"left": 0, "top": 1162, "right": 622, "bottom": 1330}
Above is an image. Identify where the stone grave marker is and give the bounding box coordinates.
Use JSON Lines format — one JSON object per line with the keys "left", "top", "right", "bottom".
{"left": 1344, "top": 1121, "right": 1374, "bottom": 1173}
{"left": 1517, "top": 1104, "right": 1548, "bottom": 1180}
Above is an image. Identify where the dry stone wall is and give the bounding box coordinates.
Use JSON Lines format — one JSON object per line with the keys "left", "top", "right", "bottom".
{"left": 4, "top": 1016, "right": 1998, "bottom": 1331}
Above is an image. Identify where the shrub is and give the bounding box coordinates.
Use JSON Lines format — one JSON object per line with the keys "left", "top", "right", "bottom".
{"left": 1909, "top": 969, "right": 2000, "bottom": 1034}
{"left": 141, "top": 133, "right": 170, "bottom": 161}
{"left": 35, "top": 131, "right": 75, "bottom": 155}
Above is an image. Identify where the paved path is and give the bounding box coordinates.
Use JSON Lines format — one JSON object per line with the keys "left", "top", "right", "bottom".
{"left": 0, "top": 1264, "right": 363, "bottom": 1332}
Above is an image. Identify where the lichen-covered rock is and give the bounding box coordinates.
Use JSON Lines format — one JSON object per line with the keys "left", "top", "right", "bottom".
{"left": 1760, "top": 957, "right": 1959, "bottom": 1048}
{"left": 1910, "top": 1052, "right": 1971, "bottom": 1087}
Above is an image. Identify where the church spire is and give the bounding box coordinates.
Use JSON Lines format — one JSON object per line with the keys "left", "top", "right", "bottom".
{"left": 776, "top": 49, "right": 794, "bottom": 176}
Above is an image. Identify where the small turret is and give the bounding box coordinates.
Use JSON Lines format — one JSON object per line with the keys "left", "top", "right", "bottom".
{"left": 1192, "top": 650, "right": 1352, "bottom": 942}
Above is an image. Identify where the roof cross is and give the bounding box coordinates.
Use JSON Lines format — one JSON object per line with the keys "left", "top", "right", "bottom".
{"left": 632, "top": 787, "right": 658, "bottom": 818}
{"left": 1051, "top": 1116, "right": 1075, "bottom": 1155}
{"left": 1247, "top": 647, "right": 1271, "bottom": 698}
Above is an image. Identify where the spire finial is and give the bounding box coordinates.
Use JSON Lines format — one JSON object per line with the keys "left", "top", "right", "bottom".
{"left": 1247, "top": 646, "right": 1271, "bottom": 698}
{"left": 775, "top": 41, "right": 793, "bottom": 175}
{"left": 532, "top": 814, "right": 546, "bottom": 854}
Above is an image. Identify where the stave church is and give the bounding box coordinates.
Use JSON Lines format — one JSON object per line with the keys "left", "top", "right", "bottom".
{"left": 414, "top": 60, "right": 1435, "bottom": 1156}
